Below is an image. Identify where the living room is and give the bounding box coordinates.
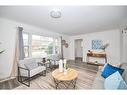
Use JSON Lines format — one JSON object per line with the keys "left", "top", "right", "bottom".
{"left": 0, "top": 4, "right": 127, "bottom": 92}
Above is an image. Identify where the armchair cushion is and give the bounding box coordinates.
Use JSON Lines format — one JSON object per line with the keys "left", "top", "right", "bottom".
{"left": 18, "top": 58, "right": 46, "bottom": 77}
{"left": 19, "top": 66, "right": 46, "bottom": 77}
{"left": 18, "top": 60, "right": 27, "bottom": 69}
{"left": 25, "top": 62, "right": 38, "bottom": 70}
{"left": 30, "top": 66, "right": 46, "bottom": 77}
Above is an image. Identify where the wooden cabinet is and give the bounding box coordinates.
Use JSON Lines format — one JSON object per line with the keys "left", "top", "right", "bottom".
{"left": 86, "top": 52, "right": 107, "bottom": 66}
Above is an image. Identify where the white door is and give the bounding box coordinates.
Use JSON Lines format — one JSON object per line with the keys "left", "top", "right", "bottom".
{"left": 75, "top": 39, "right": 83, "bottom": 62}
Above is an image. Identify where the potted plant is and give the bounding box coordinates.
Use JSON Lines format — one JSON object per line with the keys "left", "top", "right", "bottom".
{"left": 0, "top": 50, "right": 5, "bottom": 54}
{"left": 95, "top": 61, "right": 98, "bottom": 64}
{"left": 0, "top": 43, "right": 5, "bottom": 54}
{"left": 63, "top": 60, "right": 68, "bottom": 75}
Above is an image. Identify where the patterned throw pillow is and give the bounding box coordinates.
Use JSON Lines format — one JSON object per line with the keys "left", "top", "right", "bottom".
{"left": 104, "top": 71, "right": 127, "bottom": 89}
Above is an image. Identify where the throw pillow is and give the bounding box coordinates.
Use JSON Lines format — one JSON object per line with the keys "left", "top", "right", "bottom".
{"left": 101, "top": 63, "right": 124, "bottom": 78}
{"left": 104, "top": 71, "right": 127, "bottom": 89}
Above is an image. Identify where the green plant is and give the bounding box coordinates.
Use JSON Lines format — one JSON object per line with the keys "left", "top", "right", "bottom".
{"left": 64, "top": 63, "right": 68, "bottom": 69}
{"left": 0, "top": 50, "right": 5, "bottom": 54}
{"left": 0, "top": 42, "right": 5, "bottom": 54}
{"left": 95, "top": 61, "right": 98, "bottom": 63}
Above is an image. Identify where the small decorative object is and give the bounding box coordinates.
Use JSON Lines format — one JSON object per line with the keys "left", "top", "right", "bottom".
{"left": 101, "top": 43, "right": 109, "bottom": 51}
{"left": 88, "top": 50, "right": 93, "bottom": 54}
{"left": 64, "top": 68, "right": 67, "bottom": 75}
{"left": 63, "top": 59, "right": 68, "bottom": 75}
{"left": 92, "top": 40, "right": 103, "bottom": 50}
{"left": 65, "top": 43, "right": 69, "bottom": 48}
{"left": 42, "top": 58, "right": 46, "bottom": 63}
{"left": 0, "top": 42, "right": 5, "bottom": 54}
{"left": 64, "top": 59, "right": 67, "bottom": 64}
{"left": 59, "top": 59, "right": 63, "bottom": 72}
{"left": 0, "top": 50, "right": 5, "bottom": 54}
{"left": 47, "top": 59, "right": 50, "bottom": 63}
{"left": 41, "top": 52, "right": 47, "bottom": 63}
{"left": 95, "top": 61, "right": 98, "bottom": 64}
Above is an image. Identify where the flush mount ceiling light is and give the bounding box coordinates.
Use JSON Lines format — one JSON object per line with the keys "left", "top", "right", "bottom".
{"left": 50, "top": 9, "right": 61, "bottom": 18}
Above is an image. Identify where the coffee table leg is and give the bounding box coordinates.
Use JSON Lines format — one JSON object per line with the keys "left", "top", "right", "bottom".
{"left": 73, "top": 78, "right": 77, "bottom": 89}
{"left": 53, "top": 78, "right": 60, "bottom": 89}
{"left": 53, "top": 78, "right": 77, "bottom": 89}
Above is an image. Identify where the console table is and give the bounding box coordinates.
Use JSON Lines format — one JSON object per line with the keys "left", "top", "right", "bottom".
{"left": 86, "top": 51, "right": 107, "bottom": 66}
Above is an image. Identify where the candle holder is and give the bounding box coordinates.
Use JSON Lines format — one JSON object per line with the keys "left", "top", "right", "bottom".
{"left": 58, "top": 59, "right": 68, "bottom": 74}
{"left": 63, "top": 59, "right": 68, "bottom": 75}
{"left": 59, "top": 59, "right": 63, "bottom": 72}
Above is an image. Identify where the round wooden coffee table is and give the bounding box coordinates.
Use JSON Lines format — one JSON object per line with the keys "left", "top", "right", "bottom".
{"left": 52, "top": 68, "right": 78, "bottom": 89}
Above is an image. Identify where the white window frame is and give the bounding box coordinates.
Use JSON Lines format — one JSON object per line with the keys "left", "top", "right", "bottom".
{"left": 23, "top": 32, "right": 30, "bottom": 58}
{"left": 23, "top": 32, "right": 59, "bottom": 58}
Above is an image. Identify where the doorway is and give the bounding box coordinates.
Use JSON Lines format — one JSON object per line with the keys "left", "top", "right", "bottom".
{"left": 74, "top": 39, "right": 83, "bottom": 63}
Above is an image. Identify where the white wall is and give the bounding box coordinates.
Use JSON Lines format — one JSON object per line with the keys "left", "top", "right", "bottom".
{"left": 0, "top": 18, "right": 69, "bottom": 79}
{"left": 122, "top": 30, "right": 127, "bottom": 63}
{"left": 68, "top": 29, "right": 122, "bottom": 65}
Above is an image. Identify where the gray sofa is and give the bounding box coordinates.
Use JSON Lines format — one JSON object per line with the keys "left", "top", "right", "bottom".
{"left": 92, "top": 63, "right": 127, "bottom": 89}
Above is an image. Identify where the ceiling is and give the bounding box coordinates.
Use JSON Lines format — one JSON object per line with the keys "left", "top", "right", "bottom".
{"left": 0, "top": 6, "right": 127, "bottom": 35}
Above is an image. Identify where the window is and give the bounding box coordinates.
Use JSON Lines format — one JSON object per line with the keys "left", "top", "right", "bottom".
{"left": 23, "top": 33, "right": 29, "bottom": 57}
{"left": 23, "top": 33, "right": 60, "bottom": 58}
{"left": 32, "top": 35, "right": 54, "bottom": 58}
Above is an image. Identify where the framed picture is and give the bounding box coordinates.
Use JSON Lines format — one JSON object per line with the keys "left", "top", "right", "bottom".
{"left": 92, "top": 40, "right": 102, "bottom": 50}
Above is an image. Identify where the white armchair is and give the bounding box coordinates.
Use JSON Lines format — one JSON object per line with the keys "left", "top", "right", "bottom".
{"left": 18, "top": 58, "right": 46, "bottom": 87}
{"left": 49, "top": 54, "right": 61, "bottom": 70}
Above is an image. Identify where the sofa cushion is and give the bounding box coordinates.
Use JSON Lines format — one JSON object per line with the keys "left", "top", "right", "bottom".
{"left": 101, "top": 64, "right": 124, "bottom": 78}
{"left": 120, "top": 63, "right": 127, "bottom": 83}
{"left": 104, "top": 71, "right": 127, "bottom": 89}
{"left": 92, "top": 71, "right": 105, "bottom": 89}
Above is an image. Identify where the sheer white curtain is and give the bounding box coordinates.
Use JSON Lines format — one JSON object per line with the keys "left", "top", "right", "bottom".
{"left": 10, "top": 27, "right": 25, "bottom": 78}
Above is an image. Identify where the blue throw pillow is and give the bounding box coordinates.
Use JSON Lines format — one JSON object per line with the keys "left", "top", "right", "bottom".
{"left": 101, "top": 64, "right": 124, "bottom": 78}
{"left": 104, "top": 71, "right": 127, "bottom": 89}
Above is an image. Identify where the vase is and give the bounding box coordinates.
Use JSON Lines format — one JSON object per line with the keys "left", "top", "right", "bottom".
{"left": 64, "top": 68, "right": 67, "bottom": 75}
{"left": 59, "top": 59, "right": 63, "bottom": 72}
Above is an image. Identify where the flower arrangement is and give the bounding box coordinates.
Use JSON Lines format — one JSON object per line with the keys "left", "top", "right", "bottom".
{"left": 0, "top": 42, "right": 5, "bottom": 54}
{"left": 101, "top": 43, "right": 109, "bottom": 51}
{"left": 0, "top": 50, "right": 5, "bottom": 54}
{"left": 64, "top": 62, "right": 68, "bottom": 69}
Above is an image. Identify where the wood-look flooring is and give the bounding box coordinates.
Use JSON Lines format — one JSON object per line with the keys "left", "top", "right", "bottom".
{"left": 14, "top": 62, "right": 97, "bottom": 90}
